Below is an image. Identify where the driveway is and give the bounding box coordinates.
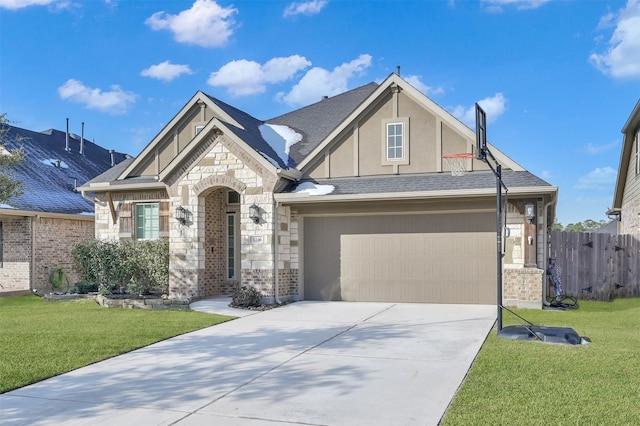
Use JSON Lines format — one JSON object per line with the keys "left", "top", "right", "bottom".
{"left": 0, "top": 301, "right": 495, "bottom": 426}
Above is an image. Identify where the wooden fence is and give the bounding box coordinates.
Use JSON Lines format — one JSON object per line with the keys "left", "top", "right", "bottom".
{"left": 548, "top": 231, "right": 640, "bottom": 301}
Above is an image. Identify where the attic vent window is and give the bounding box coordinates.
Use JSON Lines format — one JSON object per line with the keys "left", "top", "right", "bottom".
{"left": 195, "top": 125, "right": 205, "bottom": 135}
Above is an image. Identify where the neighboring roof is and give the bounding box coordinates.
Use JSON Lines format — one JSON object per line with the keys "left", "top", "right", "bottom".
{"left": 593, "top": 220, "right": 618, "bottom": 234}
{"left": 267, "top": 83, "right": 379, "bottom": 164}
{"left": 612, "top": 98, "right": 640, "bottom": 211}
{"left": 278, "top": 170, "right": 555, "bottom": 198}
{"left": 1, "top": 125, "right": 127, "bottom": 215}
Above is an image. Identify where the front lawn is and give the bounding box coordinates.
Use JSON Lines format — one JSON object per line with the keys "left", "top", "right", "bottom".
{"left": 0, "top": 295, "right": 233, "bottom": 393}
{"left": 442, "top": 298, "right": 640, "bottom": 425}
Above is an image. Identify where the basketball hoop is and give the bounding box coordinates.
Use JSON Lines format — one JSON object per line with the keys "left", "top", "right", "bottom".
{"left": 442, "top": 153, "right": 474, "bottom": 176}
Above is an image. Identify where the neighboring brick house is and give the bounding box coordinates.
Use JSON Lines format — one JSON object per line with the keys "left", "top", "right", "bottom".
{"left": 0, "top": 124, "right": 127, "bottom": 295}
{"left": 609, "top": 99, "right": 640, "bottom": 236}
{"left": 80, "top": 73, "right": 557, "bottom": 308}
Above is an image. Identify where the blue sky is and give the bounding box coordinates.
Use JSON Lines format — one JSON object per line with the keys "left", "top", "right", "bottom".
{"left": 1, "top": 0, "right": 639, "bottom": 225}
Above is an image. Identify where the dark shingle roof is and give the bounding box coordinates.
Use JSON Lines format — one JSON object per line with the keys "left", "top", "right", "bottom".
{"left": 267, "top": 83, "right": 379, "bottom": 164}
{"left": 279, "top": 170, "right": 553, "bottom": 196}
{"left": 1, "top": 125, "right": 127, "bottom": 214}
{"left": 205, "top": 94, "right": 290, "bottom": 168}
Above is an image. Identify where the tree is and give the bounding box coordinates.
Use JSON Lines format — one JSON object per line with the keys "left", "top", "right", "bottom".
{"left": 0, "top": 114, "right": 25, "bottom": 204}
{"left": 554, "top": 219, "right": 608, "bottom": 232}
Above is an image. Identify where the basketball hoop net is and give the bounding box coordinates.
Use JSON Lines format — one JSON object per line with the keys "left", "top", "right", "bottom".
{"left": 442, "top": 153, "right": 474, "bottom": 176}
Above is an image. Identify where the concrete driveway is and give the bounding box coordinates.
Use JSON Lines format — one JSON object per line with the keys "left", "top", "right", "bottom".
{"left": 0, "top": 301, "right": 495, "bottom": 426}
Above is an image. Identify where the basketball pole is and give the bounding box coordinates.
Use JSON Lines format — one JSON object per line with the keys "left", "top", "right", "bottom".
{"left": 475, "top": 103, "right": 507, "bottom": 334}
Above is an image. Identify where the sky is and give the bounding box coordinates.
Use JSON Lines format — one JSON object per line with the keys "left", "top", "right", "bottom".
{"left": 0, "top": 0, "right": 639, "bottom": 226}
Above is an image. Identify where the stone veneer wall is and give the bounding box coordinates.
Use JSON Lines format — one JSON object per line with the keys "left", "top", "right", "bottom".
{"left": 503, "top": 267, "right": 543, "bottom": 309}
{"left": 170, "top": 136, "right": 282, "bottom": 300}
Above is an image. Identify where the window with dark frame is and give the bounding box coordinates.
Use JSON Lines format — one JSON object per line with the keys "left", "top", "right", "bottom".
{"left": 227, "top": 213, "right": 235, "bottom": 279}
{"left": 228, "top": 190, "right": 240, "bottom": 205}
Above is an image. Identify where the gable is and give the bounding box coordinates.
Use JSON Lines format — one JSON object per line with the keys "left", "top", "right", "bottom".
{"left": 127, "top": 97, "right": 220, "bottom": 177}
{"left": 612, "top": 99, "right": 640, "bottom": 210}
{"left": 301, "top": 76, "right": 521, "bottom": 180}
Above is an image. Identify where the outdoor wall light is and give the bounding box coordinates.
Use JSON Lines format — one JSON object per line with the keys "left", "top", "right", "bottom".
{"left": 176, "top": 205, "right": 188, "bottom": 225}
{"left": 525, "top": 202, "right": 535, "bottom": 224}
{"left": 249, "top": 204, "right": 261, "bottom": 224}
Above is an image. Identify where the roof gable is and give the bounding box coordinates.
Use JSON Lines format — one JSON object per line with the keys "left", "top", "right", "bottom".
{"left": 292, "top": 73, "right": 523, "bottom": 173}
{"left": 267, "top": 83, "right": 378, "bottom": 164}
{"left": 612, "top": 98, "right": 640, "bottom": 209}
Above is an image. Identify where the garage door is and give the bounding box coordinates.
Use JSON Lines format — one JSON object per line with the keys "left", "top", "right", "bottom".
{"left": 303, "top": 213, "right": 496, "bottom": 304}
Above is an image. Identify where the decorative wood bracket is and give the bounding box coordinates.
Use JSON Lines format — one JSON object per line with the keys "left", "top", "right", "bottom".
{"left": 107, "top": 192, "right": 117, "bottom": 225}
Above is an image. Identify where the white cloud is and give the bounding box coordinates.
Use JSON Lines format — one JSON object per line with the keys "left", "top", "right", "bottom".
{"left": 278, "top": 54, "right": 372, "bottom": 106}
{"left": 146, "top": 0, "right": 237, "bottom": 48}
{"left": 140, "top": 60, "right": 193, "bottom": 82}
{"left": 589, "top": 0, "right": 640, "bottom": 79}
{"left": 585, "top": 139, "right": 620, "bottom": 154}
{"left": 481, "top": 0, "right": 550, "bottom": 11}
{"left": 574, "top": 167, "right": 617, "bottom": 191}
{"left": 283, "top": 0, "right": 327, "bottom": 17}
{"left": 0, "top": 0, "right": 64, "bottom": 9}
{"left": 403, "top": 74, "right": 444, "bottom": 96}
{"left": 207, "top": 55, "right": 311, "bottom": 96}
{"left": 451, "top": 93, "right": 507, "bottom": 127}
{"left": 541, "top": 170, "right": 552, "bottom": 180}
{"left": 58, "top": 79, "right": 136, "bottom": 115}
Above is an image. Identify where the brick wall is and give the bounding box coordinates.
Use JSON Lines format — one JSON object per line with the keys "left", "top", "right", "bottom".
{"left": 0, "top": 215, "right": 93, "bottom": 295}
{"left": 33, "top": 217, "right": 94, "bottom": 293}
{"left": 0, "top": 217, "right": 31, "bottom": 293}
{"left": 503, "top": 267, "right": 543, "bottom": 309}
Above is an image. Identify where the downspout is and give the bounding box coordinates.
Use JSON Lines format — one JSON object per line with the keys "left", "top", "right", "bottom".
{"left": 30, "top": 215, "right": 40, "bottom": 296}
{"left": 273, "top": 198, "right": 282, "bottom": 304}
{"left": 542, "top": 194, "right": 557, "bottom": 304}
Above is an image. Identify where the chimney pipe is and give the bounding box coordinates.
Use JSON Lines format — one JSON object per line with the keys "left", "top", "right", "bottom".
{"left": 65, "top": 118, "right": 70, "bottom": 152}
{"left": 80, "top": 122, "right": 85, "bottom": 155}
{"left": 109, "top": 149, "right": 115, "bottom": 167}
{"left": 396, "top": 65, "right": 401, "bottom": 76}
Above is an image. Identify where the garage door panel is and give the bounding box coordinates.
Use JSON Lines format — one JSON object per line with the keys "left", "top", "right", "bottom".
{"left": 303, "top": 214, "right": 496, "bottom": 304}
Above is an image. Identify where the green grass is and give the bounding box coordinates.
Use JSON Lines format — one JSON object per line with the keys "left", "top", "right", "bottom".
{"left": 442, "top": 298, "right": 640, "bottom": 425}
{"left": 0, "top": 295, "right": 234, "bottom": 393}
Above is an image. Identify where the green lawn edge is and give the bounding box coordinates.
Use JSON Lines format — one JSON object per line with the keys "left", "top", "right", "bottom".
{"left": 0, "top": 295, "right": 234, "bottom": 393}
{"left": 442, "top": 298, "right": 640, "bottom": 425}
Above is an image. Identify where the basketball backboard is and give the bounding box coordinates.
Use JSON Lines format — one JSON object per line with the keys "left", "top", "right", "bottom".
{"left": 475, "top": 103, "right": 487, "bottom": 161}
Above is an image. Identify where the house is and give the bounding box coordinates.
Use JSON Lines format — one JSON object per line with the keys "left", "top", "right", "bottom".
{"left": 79, "top": 73, "right": 557, "bottom": 308}
{"left": 608, "top": 99, "right": 640, "bottom": 236}
{"left": 0, "top": 123, "right": 127, "bottom": 295}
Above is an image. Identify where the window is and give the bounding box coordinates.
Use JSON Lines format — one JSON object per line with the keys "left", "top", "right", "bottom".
{"left": 228, "top": 190, "right": 240, "bottom": 205}
{"left": 386, "top": 122, "right": 404, "bottom": 160}
{"left": 195, "top": 125, "right": 205, "bottom": 136}
{"left": 381, "top": 117, "right": 409, "bottom": 167}
{"left": 136, "top": 203, "right": 159, "bottom": 240}
{"left": 227, "top": 214, "right": 236, "bottom": 279}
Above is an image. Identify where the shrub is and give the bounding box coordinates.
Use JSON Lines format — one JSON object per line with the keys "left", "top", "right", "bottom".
{"left": 72, "top": 239, "right": 169, "bottom": 295}
{"left": 231, "top": 286, "right": 262, "bottom": 308}
{"left": 72, "top": 281, "right": 99, "bottom": 294}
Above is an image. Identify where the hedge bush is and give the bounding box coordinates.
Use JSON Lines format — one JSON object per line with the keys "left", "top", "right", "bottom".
{"left": 72, "top": 239, "right": 169, "bottom": 295}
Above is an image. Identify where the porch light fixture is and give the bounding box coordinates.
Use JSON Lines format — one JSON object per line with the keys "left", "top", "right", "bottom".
{"left": 176, "top": 205, "right": 188, "bottom": 225}
{"left": 525, "top": 202, "right": 535, "bottom": 224}
{"left": 249, "top": 204, "right": 260, "bottom": 224}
